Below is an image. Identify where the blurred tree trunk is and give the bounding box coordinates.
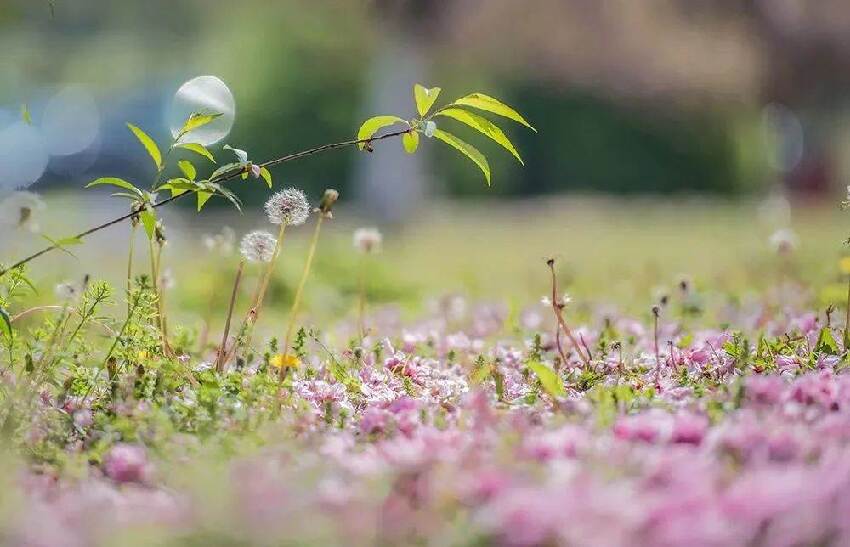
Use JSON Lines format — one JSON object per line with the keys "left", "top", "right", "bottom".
{"left": 355, "top": 0, "right": 444, "bottom": 223}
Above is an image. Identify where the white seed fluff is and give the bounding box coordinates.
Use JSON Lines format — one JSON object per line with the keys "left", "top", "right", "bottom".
{"left": 240, "top": 230, "right": 277, "bottom": 262}
{"left": 264, "top": 188, "right": 310, "bottom": 226}
{"left": 353, "top": 227, "right": 382, "bottom": 253}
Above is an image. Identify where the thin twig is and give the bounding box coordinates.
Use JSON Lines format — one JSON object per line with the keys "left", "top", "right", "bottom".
{"left": 0, "top": 128, "right": 411, "bottom": 277}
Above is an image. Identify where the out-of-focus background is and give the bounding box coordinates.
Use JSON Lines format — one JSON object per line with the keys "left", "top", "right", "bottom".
{"left": 2, "top": 0, "right": 850, "bottom": 322}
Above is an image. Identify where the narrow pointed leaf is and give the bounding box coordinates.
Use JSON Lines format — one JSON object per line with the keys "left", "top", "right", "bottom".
{"left": 527, "top": 360, "right": 565, "bottom": 397}
{"left": 432, "top": 129, "right": 491, "bottom": 186}
{"left": 86, "top": 177, "right": 144, "bottom": 197}
{"left": 356, "top": 115, "right": 406, "bottom": 150}
{"left": 402, "top": 131, "right": 420, "bottom": 154}
{"left": 176, "top": 143, "right": 216, "bottom": 163}
{"left": 139, "top": 208, "right": 157, "bottom": 240}
{"left": 413, "top": 84, "right": 441, "bottom": 117}
{"left": 209, "top": 162, "right": 243, "bottom": 181}
{"left": 41, "top": 235, "right": 81, "bottom": 259}
{"left": 437, "top": 108, "right": 523, "bottom": 164}
{"left": 223, "top": 144, "right": 248, "bottom": 163}
{"left": 180, "top": 112, "right": 222, "bottom": 136}
{"left": 178, "top": 160, "right": 196, "bottom": 180}
{"left": 259, "top": 167, "right": 273, "bottom": 188}
{"left": 452, "top": 93, "right": 536, "bottom": 132}
{"left": 127, "top": 123, "right": 162, "bottom": 170}
{"left": 156, "top": 178, "right": 196, "bottom": 198}
{"left": 197, "top": 191, "right": 213, "bottom": 211}
{"left": 0, "top": 307, "right": 11, "bottom": 340}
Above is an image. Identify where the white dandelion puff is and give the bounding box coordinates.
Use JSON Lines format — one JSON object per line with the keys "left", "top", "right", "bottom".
{"left": 0, "top": 191, "right": 46, "bottom": 232}
{"left": 353, "top": 227, "right": 382, "bottom": 253}
{"left": 769, "top": 228, "right": 798, "bottom": 255}
{"left": 202, "top": 226, "right": 236, "bottom": 256}
{"left": 264, "top": 188, "right": 310, "bottom": 226}
{"left": 240, "top": 230, "right": 277, "bottom": 262}
{"left": 55, "top": 281, "right": 81, "bottom": 301}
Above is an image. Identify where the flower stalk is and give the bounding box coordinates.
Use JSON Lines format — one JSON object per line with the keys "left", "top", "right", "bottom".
{"left": 215, "top": 259, "right": 244, "bottom": 373}
{"left": 279, "top": 189, "right": 338, "bottom": 381}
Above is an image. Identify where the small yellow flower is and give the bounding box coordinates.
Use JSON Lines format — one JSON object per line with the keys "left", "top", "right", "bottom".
{"left": 270, "top": 353, "right": 300, "bottom": 368}
{"left": 137, "top": 350, "right": 148, "bottom": 361}
{"left": 840, "top": 256, "right": 850, "bottom": 276}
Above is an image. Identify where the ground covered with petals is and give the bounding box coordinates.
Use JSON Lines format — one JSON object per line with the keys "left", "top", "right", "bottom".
{"left": 4, "top": 276, "right": 850, "bottom": 546}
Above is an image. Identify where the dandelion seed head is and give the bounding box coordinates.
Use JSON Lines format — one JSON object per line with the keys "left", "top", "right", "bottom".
{"left": 353, "top": 227, "right": 382, "bottom": 253}
{"left": 159, "top": 268, "right": 176, "bottom": 290}
{"left": 240, "top": 230, "right": 277, "bottom": 262}
{"left": 202, "top": 226, "right": 235, "bottom": 256}
{"left": 55, "top": 281, "right": 80, "bottom": 301}
{"left": 264, "top": 188, "right": 310, "bottom": 226}
{"left": 769, "top": 228, "right": 798, "bottom": 255}
{"left": 0, "top": 191, "right": 46, "bottom": 232}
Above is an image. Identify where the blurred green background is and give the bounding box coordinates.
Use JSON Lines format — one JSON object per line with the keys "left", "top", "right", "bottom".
{"left": 4, "top": 0, "right": 850, "bottom": 332}
{"left": 4, "top": 0, "right": 850, "bottom": 205}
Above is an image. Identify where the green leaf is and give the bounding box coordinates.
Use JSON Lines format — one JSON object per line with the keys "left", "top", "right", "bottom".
{"left": 41, "top": 234, "right": 82, "bottom": 259}
{"left": 179, "top": 112, "right": 222, "bottom": 136}
{"left": 413, "top": 84, "right": 441, "bottom": 117}
{"left": 0, "top": 307, "right": 11, "bottom": 340}
{"left": 452, "top": 93, "right": 536, "bottom": 132}
{"left": 156, "top": 178, "right": 196, "bottom": 198}
{"left": 209, "top": 162, "right": 243, "bottom": 182}
{"left": 178, "top": 160, "right": 196, "bottom": 180}
{"left": 127, "top": 123, "right": 162, "bottom": 170}
{"left": 816, "top": 327, "right": 840, "bottom": 355}
{"left": 527, "top": 360, "right": 565, "bottom": 398}
{"left": 259, "top": 166, "right": 273, "bottom": 188}
{"left": 21, "top": 104, "right": 32, "bottom": 125}
{"left": 436, "top": 108, "right": 523, "bottom": 164}
{"left": 402, "top": 131, "right": 419, "bottom": 154}
{"left": 207, "top": 184, "right": 242, "bottom": 211}
{"left": 86, "top": 177, "right": 143, "bottom": 196}
{"left": 139, "top": 207, "right": 157, "bottom": 240}
{"left": 175, "top": 143, "right": 216, "bottom": 163}
{"left": 356, "top": 115, "right": 406, "bottom": 150}
{"left": 197, "top": 191, "right": 213, "bottom": 211}
{"left": 432, "top": 129, "right": 491, "bottom": 185}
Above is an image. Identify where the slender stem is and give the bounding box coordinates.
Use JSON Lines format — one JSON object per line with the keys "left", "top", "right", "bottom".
{"left": 0, "top": 129, "right": 411, "bottom": 277}
{"left": 250, "top": 223, "right": 287, "bottom": 328}
{"left": 358, "top": 257, "right": 367, "bottom": 342}
{"left": 127, "top": 223, "right": 137, "bottom": 316}
{"left": 652, "top": 307, "right": 661, "bottom": 382}
{"left": 280, "top": 215, "right": 324, "bottom": 380}
{"left": 546, "top": 260, "right": 591, "bottom": 368}
{"left": 215, "top": 260, "right": 244, "bottom": 373}
{"left": 148, "top": 239, "right": 172, "bottom": 357}
{"left": 223, "top": 223, "right": 287, "bottom": 365}
{"left": 155, "top": 243, "right": 171, "bottom": 346}
{"left": 845, "top": 277, "right": 850, "bottom": 348}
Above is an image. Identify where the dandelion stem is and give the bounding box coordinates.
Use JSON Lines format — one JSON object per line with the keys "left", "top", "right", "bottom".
{"left": 149, "top": 239, "right": 173, "bottom": 357}
{"left": 358, "top": 257, "right": 367, "bottom": 342}
{"left": 224, "top": 223, "right": 287, "bottom": 365}
{"left": 251, "top": 223, "right": 287, "bottom": 326}
{"left": 126, "top": 223, "right": 137, "bottom": 316}
{"left": 215, "top": 260, "right": 244, "bottom": 373}
{"left": 280, "top": 215, "right": 324, "bottom": 380}
{"left": 0, "top": 129, "right": 412, "bottom": 277}
{"left": 844, "top": 277, "right": 850, "bottom": 349}
{"left": 652, "top": 305, "right": 661, "bottom": 382}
